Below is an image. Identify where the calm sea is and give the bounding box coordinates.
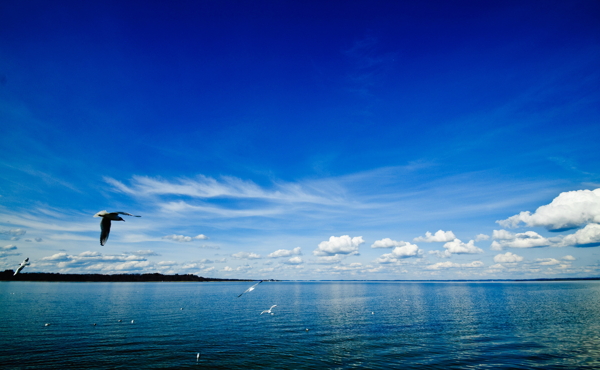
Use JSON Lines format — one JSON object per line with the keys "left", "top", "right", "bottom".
{"left": 1, "top": 280, "right": 599, "bottom": 369}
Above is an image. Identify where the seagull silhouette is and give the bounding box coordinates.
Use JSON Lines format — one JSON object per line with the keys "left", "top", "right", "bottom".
{"left": 93, "top": 211, "right": 141, "bottom": 246}
{"left": 260, "top": 305, "right": 277, "bottom": 315}
{"left": 14, "top": 258, "right": 29, "bottom": 276}
{"left": 237, "top": 280, "right": 263, "bottom": 297}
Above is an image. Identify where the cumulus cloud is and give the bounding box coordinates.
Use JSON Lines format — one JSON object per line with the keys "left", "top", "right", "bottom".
{"left": 232, "top": 251, "right": 261, "bottom": 259}
{"left": 443, "top": 239, "right": 483, "bottom": 256}
{"left": 162, "top": 234, "right": 208, "bottom": 242}
{"left": 493, "top": 252, "right": 524, "bottom": 263}
{"left": 490, "top": 231, "right": 551, "bottom": 250}
{"left": 268, "top": 247, "right": 302, "bottom": 258}
{"left": 285, "top": 256, "right": 303, "bottom": 265}
{"left": 414, "top": 230, "right": 457, "bottom": 243}
{"left": 371, "top": 238, "right": 409, "bottom": 249}
{"left": 376, "top": 243, "right": 422, "bottom": 264}
{"left": 313, "top": 235, "right": 364, "bottom": 256}
{"left": 563, "top": 255, "right": 576, "bottom": 261}
{"left": 492, "top": 229, "right": 515, "bottom": 240}
{"left": 475, "top": 234, "right": 490, "bottom": 241}
{"left": 497, "top": 188, "right": 600, "bottom": 231}
{"left": 559, "top": 223, "right": 600, "bottom": 247}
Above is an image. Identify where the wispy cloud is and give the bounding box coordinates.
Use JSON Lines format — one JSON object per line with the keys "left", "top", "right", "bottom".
{"left": 105, "top": 175, "right": 342, "bottom": 205}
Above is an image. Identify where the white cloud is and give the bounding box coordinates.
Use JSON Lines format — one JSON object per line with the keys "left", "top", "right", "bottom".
{"left": 376, "top": 243, "right": 422, "bottom": 264}
{"left": 426, "top": 260, "right": 483, "bottom": 270}
{"left": 536, "top": 258, "right": 561, "bottom": 266}
{"left": 475, "top": 234, "right": 490, "bottom": 241}
{"left": 490, "top": 241, "right": 503, "bottom": 251}
{"left": 464, "top": 261, "right": 484, "bottom": 268}
{"left": 563, "top": 255, "right": 576, "bottom": 261}
{"left": 162, "top": 234, "right": 208, "bottom": 242}
{"left": 414, "top": 230, "right": 457, "bottom": 242}
{"left": 443, "top": 239, "right": 483, "bottom": 255}
{"left": 492, "top": 229, "right": 515, "bottom": 240}
{"left": 313, "top": 235, "right": 364, "bottom": 256}
{"left": 285, "top": 256, "right": 303, "bottom": 265}
{"left": 491, "top": 231, "right": 551, "bottom": 249}
{"left": 105, "top": 175, "right": 337, "bottom": 205}
{"left": 268, "top": 247, "right": 302, "bottom": 258}
{"left": 493, "top": 252, "right": 524, "bottom": 263}
{"left": 497, "top": 188, "right": 600, "bottom": 230}
{"left": 232, "top": 251, "right": 261, "bottom": 259}
{"left": 313, "top": 255, "right": 345, "bottom": 264}
{"left": 559, "top": 223, "right": 600, "bottom": 247}
{"left": 371, "top": 238, "right": 408, "bottom": 248}
{"left": 426, "top": 261, "right": 460, "bottom": 270}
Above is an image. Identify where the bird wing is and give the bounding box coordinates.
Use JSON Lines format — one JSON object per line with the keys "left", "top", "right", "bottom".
{"left": 237, "top": 281, "right": 263, "bottom": 297}
{"left": 116, "top": 212, "right": 141, "bottom": 217}
{"left": 93, "top": 210, "right": 108, "bottom": 217}
{"left": 270, "top": 305, "right": 277, "bottom": 309}
{"left": 100, "top": 217, "right": 112, "bottom": 246}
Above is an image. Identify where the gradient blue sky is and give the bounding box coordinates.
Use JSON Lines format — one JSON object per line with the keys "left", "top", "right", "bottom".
{"left": 1, "top": 0, "right": 599, "bottom": 279}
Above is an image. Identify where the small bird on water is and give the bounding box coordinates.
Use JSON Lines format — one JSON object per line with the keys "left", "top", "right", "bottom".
{"left": 93, "top": 211, "right": 141, "bottom": 246}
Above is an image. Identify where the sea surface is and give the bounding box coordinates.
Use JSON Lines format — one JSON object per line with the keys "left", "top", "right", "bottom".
{"left": 1, "top": 280, "right": 600, "bottom": 369}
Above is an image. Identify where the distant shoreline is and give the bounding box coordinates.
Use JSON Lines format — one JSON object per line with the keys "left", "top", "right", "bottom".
{"left": 2, "top": 270, "right": 600, "bottom": 283}
{"left": 1, "top": 271, "right": 254, "bottom": 282}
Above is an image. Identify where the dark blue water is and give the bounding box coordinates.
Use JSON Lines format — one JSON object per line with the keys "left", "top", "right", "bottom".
{"left": 1, "top": 281, "right": 599, "bottom": 369}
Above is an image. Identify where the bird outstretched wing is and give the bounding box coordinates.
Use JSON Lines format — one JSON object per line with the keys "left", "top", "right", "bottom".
{"left": 237, "top": 280, "right": 263, "bottom": 297}
{"left": 116, "top": 212, "right": 141, "bottom": 217}
{"left": 100, "top": 217, "right": 112, "bottom": 246}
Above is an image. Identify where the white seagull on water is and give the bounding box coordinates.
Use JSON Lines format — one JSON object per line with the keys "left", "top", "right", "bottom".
{"left": 14, "top": 258, "right": 29, "bottom": 276}
{"left": 237, "top": 280, "right": 263, "bottom": 297}
{"left": 93, "top": 210, "right": 141, "bottom": 246}
{"left": 260, "top": 305, "right": 277, "bottom": 315}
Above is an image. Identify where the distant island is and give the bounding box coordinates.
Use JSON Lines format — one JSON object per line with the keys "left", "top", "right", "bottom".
{"left": 0, "top": 270, "right": 257, "bottom": 282}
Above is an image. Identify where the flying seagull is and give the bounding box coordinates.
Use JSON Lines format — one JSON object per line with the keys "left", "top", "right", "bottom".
{"left": 93, "top": 210, "right": 141, "bottom": 246}
{"left": 14, "top": 258, "right": 29, "bottom": 276}
{"left": 237, "top": 280, "right": 263, "bottom": 297}
{"left": 260, "top": 305, "right": 277, "bottom": 315}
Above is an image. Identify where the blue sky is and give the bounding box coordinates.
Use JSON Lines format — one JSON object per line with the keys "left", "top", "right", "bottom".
{"left": 1, "top": 0, "right": 599, "bottom": 280}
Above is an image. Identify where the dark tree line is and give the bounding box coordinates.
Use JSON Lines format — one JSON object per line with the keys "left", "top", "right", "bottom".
{"left": 0, "top": 270, "right": 254, "bottom": 282}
